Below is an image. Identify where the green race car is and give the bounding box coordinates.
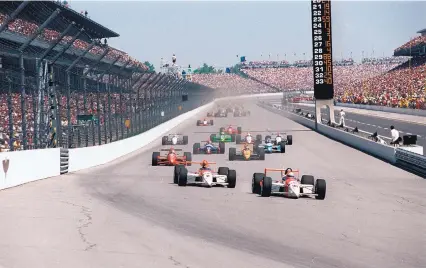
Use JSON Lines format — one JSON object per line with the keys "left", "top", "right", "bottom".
{"left": 210, "top": 131, "right": 236, "bottom": 143}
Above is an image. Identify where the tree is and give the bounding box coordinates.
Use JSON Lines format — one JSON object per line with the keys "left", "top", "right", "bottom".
{"left": 144, "top": 61, "right": 155, "bottom": 72}
{"left": 193, "top": 63, "right": 218, "bottom": 74}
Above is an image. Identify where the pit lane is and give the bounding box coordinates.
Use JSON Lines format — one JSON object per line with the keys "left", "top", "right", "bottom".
{"left": 0, "top": 99, "right": 424, "bottom": 268}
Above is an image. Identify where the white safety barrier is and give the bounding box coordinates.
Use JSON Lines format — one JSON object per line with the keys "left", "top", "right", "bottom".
{"left": 395, "top": 149, "right": 426, "bottom": 177}
{"left": 337, "top": 103, "right": 426, "bottom": 117}
{"left": 0, "top": 148, "right": 60, "bottom": 190}
{"left": 258, "top": 102, "right": 397, "bottom": 163}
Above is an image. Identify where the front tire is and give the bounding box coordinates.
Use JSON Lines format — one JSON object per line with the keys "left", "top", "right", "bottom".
{"left": 193, "top": 143, "right": 201, "bottom": 154}
{"left": 229, "top": 148, "right": 236, "bottom": 161}
{"left": 315, "top": 179, "right": 326, "bottom": 200}
{"left": 178, "top": 168, "right": 188, "bottom": 186}
{"left": 227, "top": 170, "right": 236, "bottom": 188}
{"left": 287, "top": 135, "right": 293, "bottom": 145}
{"left": 183, "top": 136, "right": 189, "bottom": 145}
{"left": 261, "top": 177, "right": 272, "bottom": 197}
{"left": 152, "top": 152, "right": 160, "bottom": 166}
{"left": 252, "top": 173, "right": 264, "bottom": 194}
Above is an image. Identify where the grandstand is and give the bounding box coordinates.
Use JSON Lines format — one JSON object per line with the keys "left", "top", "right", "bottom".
{"left": 0, "top": 1, "right": 211, "bottom": 152}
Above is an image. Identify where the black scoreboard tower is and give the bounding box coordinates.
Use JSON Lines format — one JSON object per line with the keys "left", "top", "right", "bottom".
{"left": 311, "top": 0, "right": 334, "bottom": 100}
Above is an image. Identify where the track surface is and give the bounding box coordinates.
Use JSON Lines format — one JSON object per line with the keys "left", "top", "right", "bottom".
{"left": 0, "top": 99, "right": 425, "bottom": 268}
{"left": 269, "top": 99, "right": 426, "bottom": 148}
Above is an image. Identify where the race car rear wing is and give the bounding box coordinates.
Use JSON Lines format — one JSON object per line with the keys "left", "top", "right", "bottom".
{"left": 160, "top": 149, "right": 183, "bottom": 151}
{"left": 264, "top": 168, "right": 300, "bottom": 178}
{"left": 187, "top": 161, "right": 217, "bottom": 165}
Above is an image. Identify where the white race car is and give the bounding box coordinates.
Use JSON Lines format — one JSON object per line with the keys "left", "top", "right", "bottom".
{"left": 252, "top": 168, "right": 326, "bottom": 199}
{"left": 264, "top": 133, "right": 293, "bottom": 145}
{"left": 236, "top": 133, "right": 262, "bottom": 145}
{"left": 174, "top": 162, "right": 236, "bottom": 188}
{"left": 162, "top": 134, "right": 189, "bottom": 145}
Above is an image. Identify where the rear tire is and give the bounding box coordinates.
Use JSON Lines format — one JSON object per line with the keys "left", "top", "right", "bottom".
{"left": 152, "top": 152, "right": 160, "bottom": 166}
{"left": 193, "top": 143, "right": 201, "bottom": 154}
{"left": 183, "top": 136, "right": 189, "bottom": 145}
{"left": 174, "top": 165, "right": 183, "bottom": 184}
{"left": 197, "top": 120, "right": 201, "bottom": 126}
{"left": 256, "top": 134, "right": 262, "bottom": 142}
{"left": 229, "top": 148, "right": 236, "bottom": 161}
{"left": 231, "top": 134, "right": 236, "bottom": 142}
{"left": 287, "top": 135, "right": 293, "bottom": 145}
{"left": 218, "top": 167, "right": 229, "bottom": 176}
{"left": 261, "top": 177, "right": 272, "bottom": 197}
{"left": 258, "top": 148, "right": 265, "bottom": 160}
{"left": 236, "top": 134, "right": 242, "bottom": 144}
{"left": 227, "top": 170, "right": 236, "bottom": 188}
{"left": 315, "top": 179, "right": 326, "bottom": 200}
{"left": 178, "top": 168, "right": 188, "bottom": 186}
{"left": 237, "top": 127, "right": 242, "bottom": 134}
{"left": 184, "top": 152, "right": 192, "bottom": 166}
{"left": 280, "top": 142, "right": 286, "bottom": 153}
{"left": 162, "top": 136, "right": 168, "bottom": 145}
{"left": 265, "top": 135, "right": 271, "bottom": 143}
{"left": 219, "top": 142, "right": 225, "bottom": 154}
{"left": 252, "top": 173, "right": 264, "bottom": 194}
{"left": 210, "top": 120, "right": 214, "bottom": 125}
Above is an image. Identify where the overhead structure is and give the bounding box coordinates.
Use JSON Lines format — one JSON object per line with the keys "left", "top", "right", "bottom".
{"left": 310, "top": 0, "right": 335, "bottom": 126}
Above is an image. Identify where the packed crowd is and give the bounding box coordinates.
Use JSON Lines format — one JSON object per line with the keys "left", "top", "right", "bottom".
{"left": 0, "top": 13, "right": 148, "bottom": 70}
{"left": 191, "top": 74, "right": 278, "bottom": 95}
{"left": 394, "top": 35, "right": 426, "bottom": 53}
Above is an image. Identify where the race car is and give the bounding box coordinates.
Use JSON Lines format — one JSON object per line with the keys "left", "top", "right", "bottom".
{"left": 161, "top": 134, "right": 189, "bottom": 145}
{"left": 214, "top": 109, "right": 228, "bottom": 117}
{"left": 251, "top": 168, "right": 326, "bottom": 200}
{"left": 233, "top": 108, "right": 250, "bottom": 117}
{"left": 197, "top": 118, "right": 214, "bottom": 126}
{"left": 265, "top": 133, "right": 293, "bottom": 145}
{"left": 210, "top": 132, "right": 236, "bottom": 143}
{"left": 174, "top": 160, "right": 236, "bottom": 188}
{"left": 193, "top": 140, "right": 225, "bottom": 154}
{"left": 229, "top": 143, "right": 265, "bottom": 161}
{"left": 206, "top": 111, "right": 214, "bottom": 117}
{"left": 236, "top": 133, "right": 262, "bottom": 145}
{"left": 258, "top": 136, "right": 286, "bottom": 153}
{"left": 220, "top": 125, "right": 242, "bottom": 135}
{"left": 152, "top": 148, "right": 192, "bottom": 166}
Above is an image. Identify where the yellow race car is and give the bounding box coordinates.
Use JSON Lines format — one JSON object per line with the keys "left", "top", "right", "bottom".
{"left": 228, "top": 143, "right": 265, "bottom": 161}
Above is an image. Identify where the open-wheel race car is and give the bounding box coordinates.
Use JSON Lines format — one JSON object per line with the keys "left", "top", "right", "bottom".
{"left": 220, "top": 125, "right": 242, "bottom": 135}
{"left": 233, "top": 107, "right": 250, "bottom": 117}
{"left": 236, "top": 133, "right": 262, "bottom": 145}
{"left": 162, "top": 134, "right": 189, "bottom": 145}
{"left": 265, "top": 133, "right": 293, "bottom": 145}
{"left": 251, "top": 168, "right": 326, "bottom": 199}
{"left": 197, "top": 118, "right": 214, "bottom": 126}
{"left": 258, "top": 136, "right": 286, "bottom": 154}
{"left": 193, "top": 140, "right": 225, "bottom": 154}
{"left": 152, "top": 148, "right": 192, "bottom": 166}
{"left": 210, "top": 132, "right": 236, "bottom": 143}
{"left": 173, "top": 160, "right": 236, "bottom": 188}
{"left": 229, "top": 143, "right": 265, "bottom": 161}
{"left": 214, "top": 108, "right": 228, "bottom": 117}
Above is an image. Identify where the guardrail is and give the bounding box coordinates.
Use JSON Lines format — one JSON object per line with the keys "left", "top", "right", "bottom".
{"left": 258, "top": 101, "right": 426, "bottom": 178}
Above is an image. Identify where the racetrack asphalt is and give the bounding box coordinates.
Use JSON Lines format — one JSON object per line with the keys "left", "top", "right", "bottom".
{"left": 0, "top": 99, "right": 425, "bottom": 268}
{"left": 268, "top": 99, "right": 426, "bottom": 149}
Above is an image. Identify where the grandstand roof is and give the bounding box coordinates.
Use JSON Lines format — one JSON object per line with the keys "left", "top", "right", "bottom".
{"left": 0, "top": 1, "right": 119, "bottom": 39}
{"left": 416, "top": 28, "right": 426, "bottom": 36}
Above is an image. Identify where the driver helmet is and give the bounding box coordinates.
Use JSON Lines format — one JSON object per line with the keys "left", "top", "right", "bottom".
{"left": 207, "top": 139, "right": 212, "bottom": 144}
{"left": 201, "top": 160, "right": 209, "bottom": 168}
{"left": 286, "top": 172, "right": 295, "bottom": 179}
{"left": 247, "top": 133, "right": 252, "bottom": 137}
{"left": 243, "top": 143, "right": 249, "bottom": 149}
{"left": 169, "top": 147, "right": 175, "bottom": 154}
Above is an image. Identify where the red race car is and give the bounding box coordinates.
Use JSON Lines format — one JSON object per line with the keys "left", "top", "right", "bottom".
{"left": 197, "top": 118, "right": 214, "bottom": 126}
{"left": 152, "top": 148, "right": 192, "bottom": 166}
{"left": 220, "top": 125, "right": 242, "bottom": 135}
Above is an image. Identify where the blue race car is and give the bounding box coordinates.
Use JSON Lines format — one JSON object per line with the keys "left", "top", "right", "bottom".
{"left": 258, "top": 137, "right": 286, "bottom": 153}
{"left": 193, "top": 141, "right": 225, "bottom": 154}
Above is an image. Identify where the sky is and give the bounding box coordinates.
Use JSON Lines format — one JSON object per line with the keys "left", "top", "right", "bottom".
{"left": 66, "top": 1, "right": 426, "bottom": 71}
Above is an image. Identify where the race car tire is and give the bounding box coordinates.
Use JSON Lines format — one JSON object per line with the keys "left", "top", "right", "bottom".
{"left": 231, "top": 134, "right": 236, "bottom": 142}
{"left": 219, "top": 142, "right": 225, "bottom": 154}
{"left": 227, "top": 170, "right": 237, "bottom": 188}
{"left": 183, "top": 136, "right": 189, "bottom": 145}
{"left": 280, "top": 142, "right": 286, "bottom": 153}
{"left": 218, "top": 167, "right": 229, "bottom": 176}
{"left": 260, "top": 177, "right": 272, "bottom": 197}
{"left": 265, "top": 135, "right": 271, "bottom": 143}
{"left": 258, "top": 148, "right": 265, "bottom": 160}
{"left": 300, "top": 175, "right": 314, "bottom": 193}
{"left": 229, "top": 148, "right": 237, "bottom": 161}
{"left": 152, "top": 152, "right": 160, "bottom": 166}
{"left": 236, "top": 134, "right": 242, "bottom": 144}
{"left": 315, "top": 179, "right": 326, "bottom": 200}
{"left": 256, "top": 134, "right": 262, "bottom": 142}
{"left": 184, "top": 152, "right": 192, "bottom": 166}
{"left": 237, "top": 127, "right": 242, "bottom": 134}
{"left": 162, "top": 136, "right": 168, "bottom": 145}
{"left": 252, "top": 173, "right": 264, "bottom": 194}
{"left": 193, "top": 143, "right": 201, "bottom": 154}
{"left": 197, "top": 120, "right": 201, "bottom": 126}
{"left": 210, "top": 120, "right": 214, "bottom": 125}
{"left": 287, "top": 135, "right": 293, "bottom": 145}
{"left": 177, "top": 168, "right": 188, "bottom": 187}
{"left": 174, "top": 165, "right": 184, "bottom": 184}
